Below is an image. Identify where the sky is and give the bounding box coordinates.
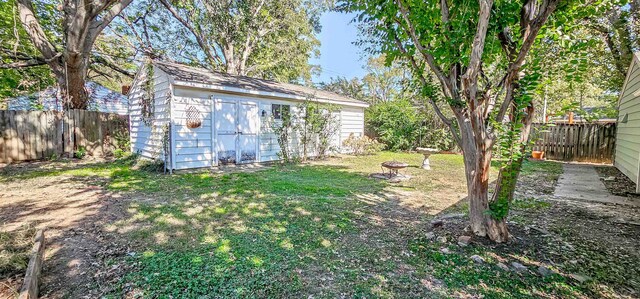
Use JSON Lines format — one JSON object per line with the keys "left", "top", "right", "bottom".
{"left": 310, "top": 12, "right": 368, "bottom": 84}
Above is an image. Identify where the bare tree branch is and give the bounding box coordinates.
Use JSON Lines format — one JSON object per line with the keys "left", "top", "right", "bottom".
{"left": 91, "top": 0, "right": 134, "bottom": 43}
{"left": 0, "top": 58, "right": 46, "bottom": 69}
{"left": 16, "top": 0, "right": 59, "bottom": 61}
{"left": 160, "top": 0, "right": 222, "bottom": 67}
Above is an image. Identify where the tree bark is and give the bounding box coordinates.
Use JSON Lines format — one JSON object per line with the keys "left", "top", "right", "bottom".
{"left": 15, "top": 0, "right": 133, "bottom": 109}
{"left": 458, "top": 117, "right": 493, "bottom": 237}
{"left": 62, "top": 56, "right": 90, "bottom": 109}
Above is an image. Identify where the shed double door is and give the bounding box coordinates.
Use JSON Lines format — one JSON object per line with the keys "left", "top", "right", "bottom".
{"left": 214, "top": 99, "right": 259, "bottom": 165}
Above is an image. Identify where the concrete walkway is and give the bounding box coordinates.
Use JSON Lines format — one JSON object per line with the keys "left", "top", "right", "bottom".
{"left": 555, "top": 163, "right": 640, "bottom": 207}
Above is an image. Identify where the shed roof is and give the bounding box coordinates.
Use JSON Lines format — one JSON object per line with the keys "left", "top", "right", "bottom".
{"left": 154, "top": 61, "right": 368, "bottom": 107}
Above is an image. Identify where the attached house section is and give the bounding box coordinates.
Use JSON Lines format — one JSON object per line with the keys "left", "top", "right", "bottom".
{"left": 128, "top": 61, "right": 369, "bottom": 171}
{"left": 615, "top": 52, "right": 640, "bottom": 192}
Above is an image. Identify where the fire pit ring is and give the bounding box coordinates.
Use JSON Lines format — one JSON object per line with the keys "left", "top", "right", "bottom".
{"left": 381, "top": 161, "right": 409, "bottom": 176}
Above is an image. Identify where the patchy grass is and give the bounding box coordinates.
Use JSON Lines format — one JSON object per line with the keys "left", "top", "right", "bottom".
{"left": 1, "top": 153, "right": 636, "bottom": 298}
{"left": 0, "top": 224, "right": 36, "bottom": 276}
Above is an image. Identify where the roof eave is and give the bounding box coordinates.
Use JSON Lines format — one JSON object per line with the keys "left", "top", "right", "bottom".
{"left": 172, "top": 79, "right": 370, "bottom": 108}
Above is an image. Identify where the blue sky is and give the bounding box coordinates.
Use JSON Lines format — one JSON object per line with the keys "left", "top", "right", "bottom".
{"left": 310, "top": 12, "right": 368, "bottom": 84}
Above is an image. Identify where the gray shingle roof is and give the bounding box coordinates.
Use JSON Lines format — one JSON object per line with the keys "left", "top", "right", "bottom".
{"left": 7, "top": 81, "right": 128, "bottom": 115}
{"left": 154, "top": 61, "right": 367, "bottom": 106}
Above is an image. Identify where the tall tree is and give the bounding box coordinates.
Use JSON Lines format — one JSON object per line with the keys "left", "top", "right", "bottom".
{"left": 340, "top": 0, "right": 598, "bottom": 242}
{"left": 1, "top": 0, "right": 134, "bottom": 109}
{"left": 319, "top": 76, "right": 367, "bottom": 102}
{"left": 585, "top": 0, "right": 639, "bottom": 89}
{"left": 159, "top": 0, "right": 323, "bottom": 82}
{"left": 0, "top": 0, "right": 54, "bottom": 101}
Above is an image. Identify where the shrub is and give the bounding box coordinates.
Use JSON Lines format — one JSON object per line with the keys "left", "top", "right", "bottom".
{"left": 113, "top": 148, "right": 127, "bottom": 158}
{"left": 74, "top": 146, "right": 87, "bottom": 159}
{"left": 342, "top": 134, "right": 384, "bottom": 155}
{"left": 366, "top": 99, "right": 418, "bottom": 151}
{"left": 366, "top": 99, "right": 458, "bottom": 151}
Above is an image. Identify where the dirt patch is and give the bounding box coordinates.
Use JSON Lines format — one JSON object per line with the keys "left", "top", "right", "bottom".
{"left": 595, "top": 166, "right": 640, "bottom": 199}
{"left": 0, "top": 161, "right": 133, "bottom": 298}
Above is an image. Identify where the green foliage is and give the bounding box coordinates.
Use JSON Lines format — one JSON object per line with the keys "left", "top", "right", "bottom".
{"left": 164, "top": 0, "right": 325, "bottom": 83}
{"left": 0, "top": 0, "right": 55, "bottom": 101}
{"left": 270, "top": 108, "right": 295, "bottom": 162}
{"left": 295, "top": 100, "right": 340, "bottom": 159}
{"left": 74, "top": 146, "right": 87, "bottom": 159}
{"left": 365, "top": 99, "right": 419, "bottom": 151}
{"left": 489, "top": 73, "right": 541, "bottom": 220}
{"left": 341, "top": 134, "right": 383, "bottom": 155}
{"left": 366, "top": 99, "right": 456, "bottom": 151}
{"left": 141, "top": 62, "right": 155, "bottom": 126}
{"left": 113, "top": 149, "right": 127, "bottom": 159}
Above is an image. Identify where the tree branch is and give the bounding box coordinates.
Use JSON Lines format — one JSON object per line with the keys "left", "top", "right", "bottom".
{"left": 495, "top": 0, "right": 560, "bottom": 123}
{"left": 159, "top": 0, "right": 222, "bottom": 67}
{"left": 0, "top": 58, "right": 46, "bottom": 69}
{"left": 16, "top": 0, "right": 59, "bottom": 61}
{"left": 91, "top": 0, "right": 134, "bottom": 42}
{"left": 91, "top": 54, "right": 135, "bottom": 78}
{"left": 462, "top": 0, "right": 493, "bottom": 107}
{"left": 391, "top": 33, "right": 462, "bottom": 147}
{"left": 393, "top": 0, "right": 453, "bottom": 98}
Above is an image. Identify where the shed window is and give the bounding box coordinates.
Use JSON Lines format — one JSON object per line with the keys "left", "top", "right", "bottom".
{"left": 272, "top": 104, "right": 290, "bottom": 120}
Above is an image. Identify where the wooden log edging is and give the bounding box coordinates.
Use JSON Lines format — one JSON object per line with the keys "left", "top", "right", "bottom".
{"left": 18, "top": 229, "right": 46, "bottom": 299}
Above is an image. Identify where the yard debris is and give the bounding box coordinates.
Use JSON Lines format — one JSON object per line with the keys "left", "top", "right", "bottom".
{"left": 425, "top": 232, "right": 436, "bottom": 240}
{"left": 470, "top": 255, "right": 485, "bottom": 264}
{"left": 537, "top": 265, "right": 555, "bottom": 277}
{"left": 430, "top": 219, "right": 444, "bottom": 228}
{"left": 496, "top": 262, "right": 509, "bottom": 271}
{"left": 436, "top": 236, "right": 447, "bottom": 243}
{"left": 457, "top": 235, "right": 471, "bottom": 247}
{"left": 511, "top": 262, "right": 528, "bottom": 273}
{"left": 569, "top": 273, "right": 592, "bottom": 283}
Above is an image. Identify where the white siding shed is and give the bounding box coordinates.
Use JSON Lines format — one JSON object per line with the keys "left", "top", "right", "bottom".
{"left": 129, "top": 61, "right": 368, "bottom": 171}
{"left": 615, "top": 52, "right": 640, "bottom": 193}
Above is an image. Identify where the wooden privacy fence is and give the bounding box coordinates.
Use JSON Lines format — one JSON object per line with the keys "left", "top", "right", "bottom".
{"left": 0, "top": 110, "right": 129, "bottom": 163}
{"left": 531, "top": 122, "right": 617, "bottom": 163}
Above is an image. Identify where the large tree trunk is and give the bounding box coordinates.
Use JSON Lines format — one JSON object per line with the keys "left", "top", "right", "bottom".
{"left": 63, "top": 58, "right": 90, "bottom": 109}
{"left": 458, "top": 119, "right": 494, "bottom": 238}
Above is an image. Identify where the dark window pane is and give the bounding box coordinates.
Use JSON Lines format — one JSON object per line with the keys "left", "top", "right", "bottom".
{"left": 272, "top": 104, "right": 281, "bottom": 119}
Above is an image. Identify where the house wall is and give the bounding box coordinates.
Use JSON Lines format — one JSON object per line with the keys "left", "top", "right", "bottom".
{"left": 129, "top": 65, "right": 171, "bottom": 161}
{"left": 615, "top": 54, "right": 640, "bottom": 192}
{"left": 171, "top": 96, "right": 214, "bottom": 170}
{"left": 339, "top": 106, "right": 365, "bottom": 144}
{"left": 169, "top": 86, "right": 364, "bottom": 170}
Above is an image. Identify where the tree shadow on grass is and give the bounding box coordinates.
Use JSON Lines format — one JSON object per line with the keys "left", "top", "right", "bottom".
{"left": 1, "top": 158, "right": 610, "bottom": 298}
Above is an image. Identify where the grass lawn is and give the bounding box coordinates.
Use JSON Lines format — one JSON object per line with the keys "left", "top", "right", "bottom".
{"left": 1, "top": 152, "right": 635, "bottom": 298}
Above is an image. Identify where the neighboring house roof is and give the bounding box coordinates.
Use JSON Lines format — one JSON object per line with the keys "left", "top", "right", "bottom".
{"left": 7, "top": 81, "right": 128, "bottom": 115}
{"left": 154, "top": 61, "right": 369, "bottom": 108}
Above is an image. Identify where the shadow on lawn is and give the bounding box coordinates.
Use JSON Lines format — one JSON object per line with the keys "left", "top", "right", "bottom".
{"left": 0, "top": 158, "right": 603, "bottom": 298}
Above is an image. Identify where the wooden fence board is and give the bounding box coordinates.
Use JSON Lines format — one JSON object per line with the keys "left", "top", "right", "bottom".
{"left": 0, "top": 110, "right": 129, "bottom": 163}
{"left": 532, "top": 122, "right": 617, "bottom": 163}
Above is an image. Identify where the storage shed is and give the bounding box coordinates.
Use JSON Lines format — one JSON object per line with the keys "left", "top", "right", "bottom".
{"left": 615, "top": 52, "right": 640, "bottom": 192}
{"left": 128, "top": 61, "right": 368, "bottom": 171}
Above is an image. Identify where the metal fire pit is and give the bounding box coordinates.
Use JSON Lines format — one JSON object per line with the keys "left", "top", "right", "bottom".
{"left": 381, "top": 161, "right": 409, "bottom": 176}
